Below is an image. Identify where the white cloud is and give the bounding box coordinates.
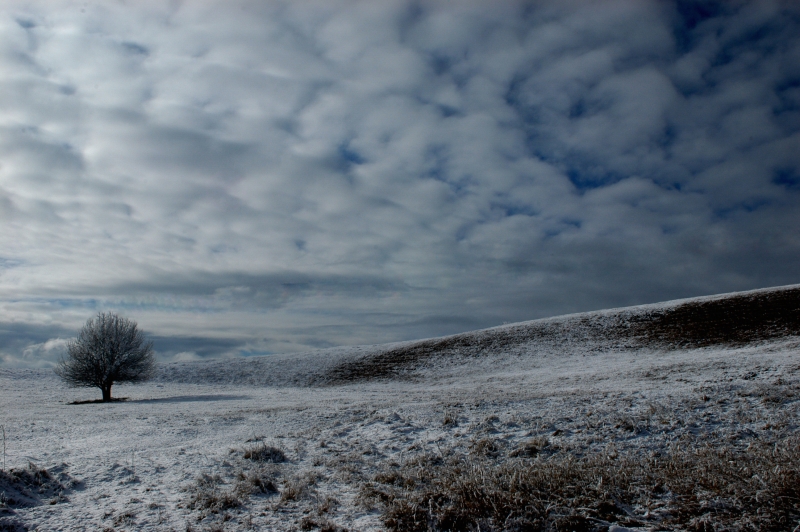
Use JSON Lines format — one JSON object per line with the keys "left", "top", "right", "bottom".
{"left": 172, "top": 351, "right": 201, "bottom": 362}
{"left": 22, "top": 337, "right": 67, "bottom": 364}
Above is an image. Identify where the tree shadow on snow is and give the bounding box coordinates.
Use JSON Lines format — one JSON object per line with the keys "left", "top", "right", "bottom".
{"left": 126, "top": 394, "right": 251, "bottom": 403}
{"left": 67, "top": 397, "right": 130, "bottom": 404}
{"left": 67, "top": 394, "right": 250, "bottom": 405}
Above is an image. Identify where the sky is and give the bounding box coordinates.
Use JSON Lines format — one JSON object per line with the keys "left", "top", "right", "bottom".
{"left": 1, "top": 0, "right": 799, "bottom": 367}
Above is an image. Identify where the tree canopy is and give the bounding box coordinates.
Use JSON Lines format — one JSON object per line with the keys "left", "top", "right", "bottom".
{"left": 55, "top": 312, "right": 155, "bottom": 401}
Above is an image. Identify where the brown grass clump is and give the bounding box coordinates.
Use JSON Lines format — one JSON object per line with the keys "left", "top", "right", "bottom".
{"left": 111, "top": 510, "right": 136, "bottom": 527}
{"left": 0, "top": 462, "right": 68, "bottom": 510}
{"left": 235, "top": 467, "right": 278, "bottom": 496}
{"left": 184, "top": 473, "right": 241, "bottom": 515}
{"left": 468, "top": 438, "right": 501, "bottom": 458}
{"left": 299, "top": 515, "right": 347, "bottom": 532}
{"left": 442, "top": 409, "right": 458, "bottom": 427}
{"left": 509, "top": 436, "right": 552, "bottom": 458}
{"left": 362, "top": 436, "right": 800, "bottom": 531}
{"left": 280, "top": 472, "right": 319, "bottom": 503}
{"left": 243, "top": 442, "right": 286, "bottom": 463}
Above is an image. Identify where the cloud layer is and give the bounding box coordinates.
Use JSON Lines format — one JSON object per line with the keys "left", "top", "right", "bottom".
{"left": 1, "top": 0, "right": 799, "bottom": 365}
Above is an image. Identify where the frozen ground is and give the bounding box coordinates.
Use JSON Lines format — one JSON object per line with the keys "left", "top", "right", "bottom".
{"left": 0, "top": 286, "right": 798, "bottom": 531}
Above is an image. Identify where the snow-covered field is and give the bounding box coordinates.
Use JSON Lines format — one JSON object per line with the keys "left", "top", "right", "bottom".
{"left": 1, "top": 286, "right": 799, "bottom": 531}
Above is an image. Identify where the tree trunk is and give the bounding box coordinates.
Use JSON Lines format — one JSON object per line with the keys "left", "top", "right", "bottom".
{"left": 101, "top": 385, "right": 112, "bottom": 402}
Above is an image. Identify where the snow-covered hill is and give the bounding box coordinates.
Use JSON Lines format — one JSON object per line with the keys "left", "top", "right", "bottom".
{"left": 155, "top": 283, "right": 800, "bottom": 387}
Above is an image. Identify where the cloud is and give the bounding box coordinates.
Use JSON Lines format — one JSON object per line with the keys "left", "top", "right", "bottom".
{"left": 1, "top": 0, "right": 799, "bottom": 366}
{"left": 0, "top": 320, "right": 72, "bottom": 368}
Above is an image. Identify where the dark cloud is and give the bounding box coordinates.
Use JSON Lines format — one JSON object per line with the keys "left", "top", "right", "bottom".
{"left": 1, "top": 0, "right": 799, "bottom": 365}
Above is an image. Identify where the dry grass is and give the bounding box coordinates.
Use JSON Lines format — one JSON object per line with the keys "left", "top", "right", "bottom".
{"left": 184, "top": 452, "right": 283, "bottom": 522}
{"left": 112, "top": 509, "right": 136, "bottom": 527}
{"left": 235, "top": 467, "right": 279, "bottom": 496}
{"left": 362, "top": 436, "right": 800, "bottom": 531}
{"left": 468, "top": 438, "right": 501, "bottom": 458}
{"left": 185, "top": 464, "right": 281, "bottom": 521}
{"left": 508, "top": 435, "right": 552, "bottom": 458}
{"left": 0, "top": 462, "right": 67, "bottom": 510}
{"left": 184, "top": 473, "right": 242, "bottom": 515}
{"left": 280, "top": 472, "right": 319, "bottom": 503}
{"left": 299, "top": 515, "right": 347, "bottom": 532}
{"left": 243, "top": 442, "right": 286, "bottom": 463}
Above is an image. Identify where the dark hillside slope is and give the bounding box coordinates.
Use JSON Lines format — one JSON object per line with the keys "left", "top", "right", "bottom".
{"left": 321, "top": 285, "right": 800, "bottom": 384}
{"left": 631, "top": 285, "right": 800, "bottom": 346}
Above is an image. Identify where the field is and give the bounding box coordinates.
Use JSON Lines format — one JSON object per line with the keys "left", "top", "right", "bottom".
{"left": 1, "top": 286, "right": 799, "bottom": 531}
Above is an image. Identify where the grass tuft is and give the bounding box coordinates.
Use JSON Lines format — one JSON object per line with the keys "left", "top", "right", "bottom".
{"left": 299, "top": 515, "right": 347, "bottom": 532}
{"left": 280, "top": 472, "right": 319, "bottom": 503}
{"left": 235, "top": 467, "right": 278, "bottom": 496}
{"left": 0, "top": 462, "right": 68, "bottom": 510}
{"left": 243, "top": 442, "right": 286, "bottom": 463}
{"left": 185, "top": 473, "right": 241, "bottom": 515}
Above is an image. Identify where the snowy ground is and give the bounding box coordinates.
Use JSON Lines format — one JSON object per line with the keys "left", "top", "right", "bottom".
{"left": 1, "top": 290, "right": 799, "bottom": 531}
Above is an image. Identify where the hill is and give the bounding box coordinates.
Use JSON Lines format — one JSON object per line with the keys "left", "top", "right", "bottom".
{"left": 156, "top": 284, "right": 800, "bottom": 386}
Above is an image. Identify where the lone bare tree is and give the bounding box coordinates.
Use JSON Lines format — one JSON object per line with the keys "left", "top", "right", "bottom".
{"left": 55, "top": 312, "right": 155, "bottom": 402}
